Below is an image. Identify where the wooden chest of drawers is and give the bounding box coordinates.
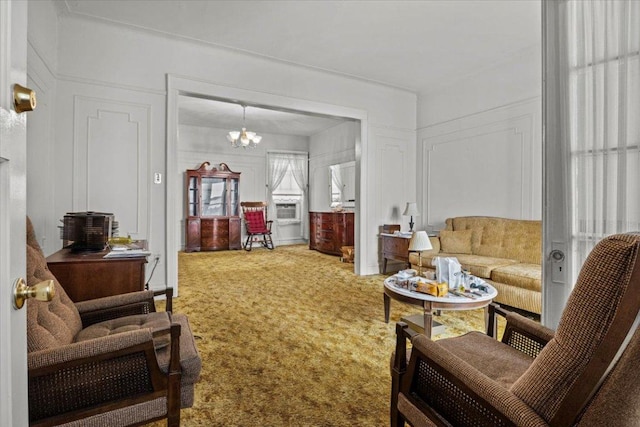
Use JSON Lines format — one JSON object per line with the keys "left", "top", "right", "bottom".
{"left": 380, "top": 233, "right": 411, "bottom": 273}
{"left": 309, "top": 211, "right": 354, "bottom": 256}
{"left": 46, "top": 247, "right": 147, "bottom": 302}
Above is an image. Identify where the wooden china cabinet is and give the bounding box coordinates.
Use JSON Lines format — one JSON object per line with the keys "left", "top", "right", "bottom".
{"left": 185, "top": 162, "right": 241, "bottom": 252}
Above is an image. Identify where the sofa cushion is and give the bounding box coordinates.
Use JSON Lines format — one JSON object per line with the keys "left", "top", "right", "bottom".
{"left": 75, "top": 312, "right": 172, "bottom": 349}
{"left": 491, "top": 263, "right": 542, "bottom": 293}
{"left": 439, "top": 230, "right": 473, "bottom": 254}
{"left": 421, "top": 253, "right": 518, "bottom": 279}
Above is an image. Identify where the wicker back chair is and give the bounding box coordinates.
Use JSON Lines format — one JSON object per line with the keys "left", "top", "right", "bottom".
{"left": 26, "top": 217, "right": 201, "bottom": 427}
{"left": 391, "top": 232, "right": 640, "bottom": 427}
{"left": 241, "top": 201, "right": 274, "bottom": 251}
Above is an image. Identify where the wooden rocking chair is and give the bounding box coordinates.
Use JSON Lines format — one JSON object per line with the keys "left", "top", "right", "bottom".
{"left": 241, "top": 201, "right": 274, "bottom": 251}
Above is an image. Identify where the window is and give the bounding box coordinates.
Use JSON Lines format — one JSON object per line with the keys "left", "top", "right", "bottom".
{"left": 269, "top": 152, "right": 307, "bottom": 223}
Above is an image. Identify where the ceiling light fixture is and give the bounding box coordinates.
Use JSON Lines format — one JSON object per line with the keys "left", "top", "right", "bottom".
{"left": 227, "top": 105, "right": 262, "bottom": 148}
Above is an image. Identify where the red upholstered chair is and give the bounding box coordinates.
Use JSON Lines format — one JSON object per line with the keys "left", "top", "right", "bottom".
{"left": 241, "top": 201, "right": 274, "bottom": 251}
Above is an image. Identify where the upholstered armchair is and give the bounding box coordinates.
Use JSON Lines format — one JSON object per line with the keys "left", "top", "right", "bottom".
{"left": 391, "top": 232, "right": 640, "bottom": 427}
{"left": 26, "top": 218, "right": 201, "bottom": 427}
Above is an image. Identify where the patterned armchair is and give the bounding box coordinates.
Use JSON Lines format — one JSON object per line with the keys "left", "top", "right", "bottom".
{"left": 26, "top": 218, "right": 201, "bottom": 427}
{"left": 391, "top": 232, "right": 640, "bottom": 427}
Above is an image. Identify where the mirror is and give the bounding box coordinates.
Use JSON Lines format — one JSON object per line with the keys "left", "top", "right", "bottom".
{"left": 330, "top": 161, "right": 355, "bottom": 208}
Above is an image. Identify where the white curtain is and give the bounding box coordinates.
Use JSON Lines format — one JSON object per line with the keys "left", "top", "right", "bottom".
{"left": 289, "top": 153, "right": 309, "bottom": 237}
{"left": 561, "top": 0, "right": 640, "bottom": 279}
{"left": 289, "top": 154, "right": 308, "bottom": 197}
{"left": 329, "top": 164, "right": 344, "bottom": 205}
{"left": 267, "top": 154, "right": 290, "bottom": 229}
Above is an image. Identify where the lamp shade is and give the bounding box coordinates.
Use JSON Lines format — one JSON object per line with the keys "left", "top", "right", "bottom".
{"left": 408, "top": 231, "right": 433, "bottom": 252}
{"left": 403, "top": 202, "right": 420, "bottom": 217}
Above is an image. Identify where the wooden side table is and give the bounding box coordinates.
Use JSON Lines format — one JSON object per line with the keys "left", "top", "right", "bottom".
{"left": 380, "top": 233, "right": 411, "bottom": 274}
{"left": 47, "top": 246, "right": 147, "bottom": 302}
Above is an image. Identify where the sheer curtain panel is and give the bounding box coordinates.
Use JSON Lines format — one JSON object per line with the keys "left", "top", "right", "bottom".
{"left": 567, "top": 0, "right": 640, "bottom": 274}
{"left": 267, "top": 153, "right": 290, "bottom": 240}
{"left": 544, "top": 0, "right": 640, "bottom": 327}
{"left": 289, "top": 154, "right": 309, "bottom": 238}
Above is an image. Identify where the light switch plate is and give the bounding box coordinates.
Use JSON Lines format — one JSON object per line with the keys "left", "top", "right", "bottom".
{"left": 154, "top": 172, "right": 162, "bottom": 184}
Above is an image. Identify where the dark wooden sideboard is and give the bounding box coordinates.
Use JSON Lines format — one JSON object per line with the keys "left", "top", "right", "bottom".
{"left": 309, "top": 211, "right": 354, "bottom": 256}
{"left": 380, "top": 233, "right": 411, "bottom": 273}
{"left": 46, "top": 247, "right": 147, "bottom": 302}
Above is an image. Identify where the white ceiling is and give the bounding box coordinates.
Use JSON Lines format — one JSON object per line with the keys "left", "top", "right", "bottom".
{"left": 178, "top": 97, "right": 349, "bottom": 137}
{"left": 59, "top": 0, "right": 541, "bottom": 134}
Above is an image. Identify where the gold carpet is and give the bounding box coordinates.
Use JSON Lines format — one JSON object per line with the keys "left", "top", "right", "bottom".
{"left": 151, "top": 244, "right": 492, "bottom": 427}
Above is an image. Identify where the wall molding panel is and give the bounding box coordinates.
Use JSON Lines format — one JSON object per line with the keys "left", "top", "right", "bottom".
{"left": 72, "top": 95, "right": 151, "bottom": 238}
{"left": 418, "top": 98, "right": 541, "bottom": 231}
{"left": 368, "top": 126, "right": 417, "bottom": 272}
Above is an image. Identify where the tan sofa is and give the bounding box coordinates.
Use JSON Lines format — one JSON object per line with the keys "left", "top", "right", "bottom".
{"left": 409, "top": 216, "right": 542, "bottom": 314}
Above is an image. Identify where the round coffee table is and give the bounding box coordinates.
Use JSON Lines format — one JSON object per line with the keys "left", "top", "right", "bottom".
{"left": 383, "top": 277, "right": 498, "bottom": 338}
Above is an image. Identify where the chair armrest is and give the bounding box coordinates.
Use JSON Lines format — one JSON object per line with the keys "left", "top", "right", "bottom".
{"left": 29, "top": 328, "right": 153, "bottom": 369}
{"left": 75, "top": 287, "right": 174, "bottom": 327}
{"left": 391, "top": 322, "right": 420, "bottom": 427}
{"left": 399, "top": 335, "right": 549, "bottom": 427}
{"left": 266, "top": 220, "right": 273, "bottom": 232}
{"left": 489, "top": 304, "right": 554, "bottom": 358}
{"left": 392, "top": 322, "right": 419, "bottom": 374}
{"left": 28, "top": 325, "right": 181, "bottom": 426}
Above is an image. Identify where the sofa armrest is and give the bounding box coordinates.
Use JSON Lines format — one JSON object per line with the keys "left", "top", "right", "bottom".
{"left": 489, "top": 303, "right": 554, "bottom": 358}
{"left": 398, "top": 334, "right": 549, "bottom": 427}
{"left": 75, "top": 288, "right": 174, "bottom": 327}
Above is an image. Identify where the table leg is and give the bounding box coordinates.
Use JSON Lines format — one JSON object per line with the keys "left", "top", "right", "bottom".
{"left": 384, "top": 293, "right": 390, "bottom": 323}
{"left": 484, "top": 305, "right": 495, "bottom": 337}
{"left": 423, "top": 302, "right": 433, "bottom": 339}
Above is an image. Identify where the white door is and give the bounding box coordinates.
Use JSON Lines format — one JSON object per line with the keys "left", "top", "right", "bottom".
{"left": 0, "top": 0, "right": 30, "bottom": 425}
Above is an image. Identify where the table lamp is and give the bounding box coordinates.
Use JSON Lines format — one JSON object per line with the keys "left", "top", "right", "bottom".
{"left": 408, "top": 230, "right": 433, "bottom": 276}
{"left": 403, "top": 202, "right": 420, "bottom": 232}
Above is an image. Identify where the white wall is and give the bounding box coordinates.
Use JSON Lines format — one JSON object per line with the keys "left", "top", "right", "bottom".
{"left": 418, "top": 45, "right": 541, "bottom": 128}
{"left": 34, "top": 13, "right": 416, "bottom": 290}
{"left": 26, "top": 0, "right": 58, "bottom": 255}
{"left": 416, "top": 43, "right": 542, "bottom": 231}
{"left": 178, "top": 123, "right": 309, "bottom": 247}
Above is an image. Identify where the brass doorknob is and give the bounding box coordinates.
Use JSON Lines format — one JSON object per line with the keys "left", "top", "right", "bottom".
{"left": 13, "top": 84, "right": 37, "bottom": 113}
{"left": 13, "top": 278, "right": 55, "bottom": 309}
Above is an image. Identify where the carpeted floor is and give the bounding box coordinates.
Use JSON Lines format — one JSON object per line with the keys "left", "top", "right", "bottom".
{"left": 150, "top": 244, "right": 492, "bottom": 426}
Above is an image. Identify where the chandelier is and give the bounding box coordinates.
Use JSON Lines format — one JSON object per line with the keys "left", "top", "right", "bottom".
{"left": 227, "top": 105, "right": 262, "bottom": 148}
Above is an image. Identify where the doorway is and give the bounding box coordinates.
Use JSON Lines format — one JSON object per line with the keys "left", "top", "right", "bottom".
{"left": 166, "top": 75, "right": 368, "bottom": 295}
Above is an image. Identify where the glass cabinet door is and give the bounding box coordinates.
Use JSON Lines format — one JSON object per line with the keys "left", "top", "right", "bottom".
{"left": 201, "top": 177, "right": 227, "bottom": 216}
{"left": 229, "top": 178, "right": 239, "bottom": 216}
{"left": 188, "top": 176, "right": 198, "bottom": 216}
